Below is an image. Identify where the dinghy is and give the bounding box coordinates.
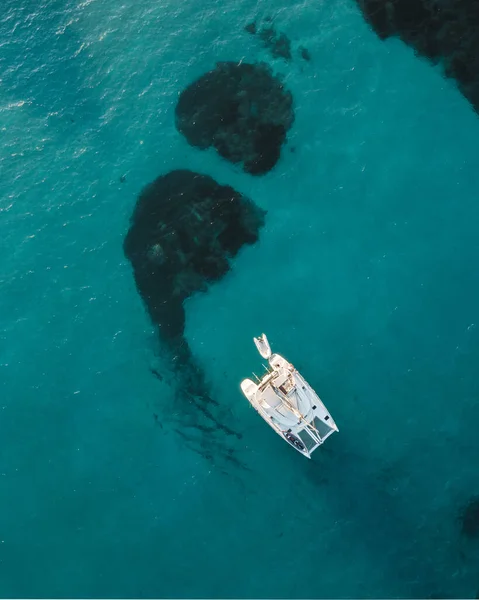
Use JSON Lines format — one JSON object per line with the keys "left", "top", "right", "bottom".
{"left": 241, "top": 334, "right": 338, "bottom": 458}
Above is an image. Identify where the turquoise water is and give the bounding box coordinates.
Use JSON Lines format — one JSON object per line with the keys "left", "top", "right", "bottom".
{"left": 2, "top": 0, "right": 479, "bottom": 597}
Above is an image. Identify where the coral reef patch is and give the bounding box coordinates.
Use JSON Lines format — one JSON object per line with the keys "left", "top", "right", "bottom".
{"left": 123, "top": 169, "right": 266, "bottom": 456}
{"left": 175, "top": 62, "right": 294, "bottom": 175}
{"left": 257, "top": 25, "right": 292, "bottom": 60}
{"left": 244, "top": 19, "right": 312, "bottom": 63}
{"left": 124, "top": 169, "right": 266, "bottom": 349}
{"left": 459, "top": 495, "right": 479, "bottom": 538}
{"left": 356, "top": 0, "right": 479, "bottom": 112}
{"left": 299, "top": 46, "right": 312, "bottom": 62}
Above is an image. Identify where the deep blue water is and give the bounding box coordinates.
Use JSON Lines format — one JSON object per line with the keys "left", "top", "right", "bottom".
{"left": 1, "top": 0, "right": 479, "bottom": 597}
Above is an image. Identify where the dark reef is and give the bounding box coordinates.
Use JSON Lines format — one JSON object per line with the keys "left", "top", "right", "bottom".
{"left": 258, "top": 26, "right": 292, "bottom": 60}
{"left": 175, "top": 62, "right": 294, "bottom": 175}
{"left": 123, "top": 170, "right": 265, "bottom": 452}
{"left": 124, "top": 169, "right": 265, "bottom": 349}
{"left": 459, "top": 495, "right": 479, "bottom": 538}
{"left": 245, "top": 19, "right": 294, "bottom": 61}
{"left": 299, "top": 46, "right": 312, "bottom": 62}
{"left": 356, "top": 0, "right": 479, "bottom": 112}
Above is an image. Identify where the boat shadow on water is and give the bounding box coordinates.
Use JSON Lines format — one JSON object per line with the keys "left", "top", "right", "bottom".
{"left": 302, "top": 441, "right": 471, "bottom": 598}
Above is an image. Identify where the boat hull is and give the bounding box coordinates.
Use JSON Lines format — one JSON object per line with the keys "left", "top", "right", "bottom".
{"left": 240, "top": 346, "right": 338, "bottom": 458}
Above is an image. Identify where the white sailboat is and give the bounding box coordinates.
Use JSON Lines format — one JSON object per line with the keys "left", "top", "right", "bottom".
{"left": 240, "top": 334, "right": 338, "bottom": 458}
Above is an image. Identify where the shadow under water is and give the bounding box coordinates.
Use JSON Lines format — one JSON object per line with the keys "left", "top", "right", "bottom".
{"left": 303, "top": 442, "right": 475, "bottom": 598}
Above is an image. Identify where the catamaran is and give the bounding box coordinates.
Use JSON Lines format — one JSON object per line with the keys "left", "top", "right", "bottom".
{"left": 240, "top": 334, "right": 338, "bottom": 458}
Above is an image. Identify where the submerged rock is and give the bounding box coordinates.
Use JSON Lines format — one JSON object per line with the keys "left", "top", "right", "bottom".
{"left": 299, "top": 46, "right": 312, "bottom": 62}
{"left": 175, "top": 62, "right": 294, "bottom": 175}
{"left": 124, "top": 170, "right": 265, "bottom": 452}
{"left": 459, "top": 495, "right": 479, "bottom": 538}
{"left": 244, "top": 18, "right": 294, "bottom": 61}
{"left": 124, "top": 168, "right": 265, "bottom": 353}
{"left": 356, "top": 0, "right": 479, "bottom": 112}
{"left": 258, "top": 26, "right": 292, "bottom": 60}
